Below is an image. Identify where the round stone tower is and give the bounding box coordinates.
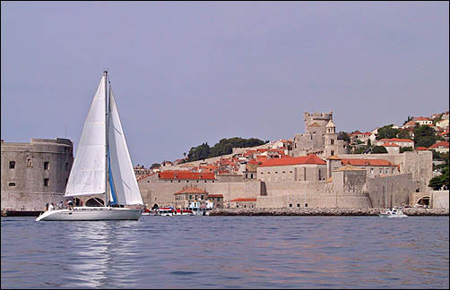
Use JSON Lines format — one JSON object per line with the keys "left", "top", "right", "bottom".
{"left": 1, "top": 138, "right": 74, "bottom": 212}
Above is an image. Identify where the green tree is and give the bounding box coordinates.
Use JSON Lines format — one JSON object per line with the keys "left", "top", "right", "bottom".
{"left": 372, "top": 146, "right": 388, "bottom": 154}
{"left": 376, "top": 125, "right": 399, "bottom": 140}
{"left": 403, "top": 116, "right": 413, "bottom": 125}
{"left": 187, "top": 142, "right": 211, "bottom": 162}
{"left": 209, "top": 137, "right": 267, "bottom": 157}
{"left": 400, "top": 146, "right": 413, "bottom": 153}
{"left": 398, "top": 129, "right": 412, "bottom": 139}
{"left": 428, "top": 162, "right": 449, "bottom": 190}
{"left": 338, "top": 131, "right": 350, "bottom": 142}
{"left": 150, "top": 163, "right": 161, "bottom": 169}
{"left": 351, "top": 145, "right": 370, "bottom": 154}
{"left": 414, "top": 125, "right": 437, "bottom": 148}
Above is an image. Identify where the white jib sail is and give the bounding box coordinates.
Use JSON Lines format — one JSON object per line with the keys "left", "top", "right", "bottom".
{"left": 108, "top": 87, "right": 143, "bottom": 205}
{"left": 65, "top": 75, "right": 107, "bottom": 197}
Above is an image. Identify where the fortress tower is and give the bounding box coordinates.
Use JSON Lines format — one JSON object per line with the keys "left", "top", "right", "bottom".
{"left": 292, "top": 111, "right": 349, "bottom": 157}
{"left": 1, "top": 138, "right": 74, "bottom": 212}
{"left": 304, "top": 111, "right": 333, "bottom": 136}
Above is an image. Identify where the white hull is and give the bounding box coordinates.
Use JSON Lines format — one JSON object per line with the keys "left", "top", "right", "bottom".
{"left": 36, "top": 207, "right": 142, "bottom": 221}
{"left": 379, "top": 214, "right": 408, "bottom": 218}
{"left": 379, "top": 209, "right": 408, "bottom": 218}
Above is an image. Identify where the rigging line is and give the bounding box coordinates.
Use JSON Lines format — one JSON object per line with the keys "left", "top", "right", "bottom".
{"left": 106, "top": 67, "right": 111, "bottom": 84}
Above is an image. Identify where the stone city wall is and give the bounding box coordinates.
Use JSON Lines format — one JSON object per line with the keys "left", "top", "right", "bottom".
{"left": 2, "top": 192, "right": 65, "bottom": 212}
{"left": 339, "top": 151, "right": 433, "bottom": 193}
{"left": 431, "top": 190, "right": 449, "bottom": 209}
{"left": 256, "top": 180, "right": 372, "bottom": 209}
{"left": 138, "top": 178, "right": 261, "bottom": 208}
{"left": 366, "top": 173, "right": 415, "bottom": 208}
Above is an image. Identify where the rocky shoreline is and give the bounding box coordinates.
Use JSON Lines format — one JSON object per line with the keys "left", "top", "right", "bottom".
{"left": 209, "top": 208, "right": 449, "bottom": 216}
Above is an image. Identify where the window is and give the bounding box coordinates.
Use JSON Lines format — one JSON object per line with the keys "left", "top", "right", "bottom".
{"left": 9, "top": 161, "right": 15, "bottom": 169}
{"left": 331, "top": 139, "right": 334, "bottom": 145}
{"left": 65, "top": 162, "right": 69, "bottom": 170}
{"left": 44, "top": 178, "right": 49, "bottom": 187}
{"left": 44, "top": 162, "right": 49, "bottom": 170}
{"left": 8, "top": 182, "right": 16, "bottom": 187}
{"left": 289, "top": 204, "right": 292, "bottom": 208}
{"left": 305, "top": 203, "right": 308, "bottom": 208}
{"left": 297, "top": 204, "right": 300, "bottom": 207}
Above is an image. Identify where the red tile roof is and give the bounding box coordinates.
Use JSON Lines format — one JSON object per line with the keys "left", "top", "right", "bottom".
{"left": 429, "top": 141, "right": 449, "bottom": 149}
{"left": 416, "top": 147, "right": 429, "bottom": 151}
{"left": 259, "top": 154, "right": 325, "bottom": 167}
{"left": 136, "top": 172, "right": 157, "bottom": 181}
{"left": 247, "top": 159, "right": 260, "bottom": 165}
{"left": 380, "top": 138, "right": 413, "bottom": 143}
{"left": 414, "top": 117, "right": 431, "bottom": 121}
{"left": 230, "top": 198, "right": 257, "bottom": 202}
{"left": 256, "top": 156, "right": 267, "bottom": 162}
{"left": 174, "top": 187, "right": 208, "bottom": 194}
{"left": 381, "top": 142, "right": 400, "bottom": 147}
{"left": 403, "top": 121, "right": 417, "bottom": 127}
{"left": 341, "top": 159, "right": 393, "bottom": 167}
{"left": 208, "top": 194, "right": 224, "bottom": 198}
{"left": 158, "top": 171, "right": 215, "bottom": 180}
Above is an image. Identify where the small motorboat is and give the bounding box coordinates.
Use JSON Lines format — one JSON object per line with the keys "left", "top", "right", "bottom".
{"left": 379, "top": 207, "right": 408, "bottom": 218}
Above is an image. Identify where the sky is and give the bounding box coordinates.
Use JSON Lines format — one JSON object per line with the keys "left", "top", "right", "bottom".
{"left": 1, "top": 1, "right": 449, "bottom": 167}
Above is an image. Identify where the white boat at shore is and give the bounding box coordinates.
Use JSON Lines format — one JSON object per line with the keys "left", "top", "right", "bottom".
{"left": 155, "top": 207, "right": 195, "bottom": 216}
{"left": 379, "top": 207, "right": 408, "bottom": 218}
{"left": 36, "top": 71, "right": 143, "bottom": 221}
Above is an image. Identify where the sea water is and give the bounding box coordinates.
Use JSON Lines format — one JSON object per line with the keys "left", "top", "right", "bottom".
{"left": 1, "top": 216, "right": 449, "bottom": 289}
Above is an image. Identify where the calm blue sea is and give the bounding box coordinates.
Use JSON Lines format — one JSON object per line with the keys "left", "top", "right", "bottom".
{"left": 1, "top": 216, "right": 449, "bottom": 289}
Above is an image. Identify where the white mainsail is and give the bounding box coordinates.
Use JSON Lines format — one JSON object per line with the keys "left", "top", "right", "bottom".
{"left": 107, "top": 87, "right": 143, "bottom": 205}
{"left": 65, "top": 75, "right": 107, "bottom": 197}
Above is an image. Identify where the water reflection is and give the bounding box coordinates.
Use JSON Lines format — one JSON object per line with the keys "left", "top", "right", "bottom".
{"left": 1, "top": 216, "right": 449, "bottom": 289}
{"left": 62, "top": 221, "right": 141, "bottom": 289}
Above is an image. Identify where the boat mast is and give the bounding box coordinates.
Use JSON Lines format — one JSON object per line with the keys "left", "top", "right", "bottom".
{"left": 104, "top": 70, "right": 110, "bottom": 207}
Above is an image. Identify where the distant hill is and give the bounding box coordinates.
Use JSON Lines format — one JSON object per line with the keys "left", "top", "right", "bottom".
{"left": 187, "top": 137, "right": 269, "bottom": 162}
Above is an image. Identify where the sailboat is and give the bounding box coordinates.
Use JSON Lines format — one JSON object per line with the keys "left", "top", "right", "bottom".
{"left": 36, "top": 71, "right": 143, "bottom": 221}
